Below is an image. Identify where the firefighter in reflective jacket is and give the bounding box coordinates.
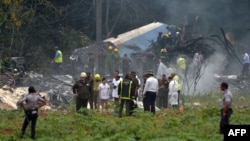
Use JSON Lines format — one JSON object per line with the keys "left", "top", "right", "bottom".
{"left": 118, "top": 73, "right": 135, "bottom": 117}
{"left": 177, "top": 56, "right": 186, "bottom": 76}
{"left": 160, "top": 48, "right": 168, "bottom": 65}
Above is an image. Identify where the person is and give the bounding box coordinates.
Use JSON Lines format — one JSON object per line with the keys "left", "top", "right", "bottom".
{"left": 111, "top": 70, "right": 123, "bottom": 114}
{"left": 156, "top": 79, "right": 166, "bottom": 109}
{"left": 142, "top": 70, "right": 158, "bottom": 114}
{"left": 17, "top": 86, "right": 47, "bottom": 139}
{"left": 162, "top": 74, "right": 169, "bottom": 108}
{"left": 51, "top": 46, "right": 63, "bottom": 74}
{"left": 72, "top": 72, "right": 92, "bottom": 112}
{"left": 160, "top": 47, "right": 168, "bottom": 66}
{"left": 219, "top": 82, "right": 233, "bottom": 134}
{"left": 141, "top": 74, "right": 149, "bottom": 109}
{"left": 176, "top": 55, "right": 186, "bottom": 78}
{"left": 118, "top": 73, "right": 136, "bottom": 117}
{"left": 193, "top": 50, "right": 203, "bottom": 68}
{"left": 168, "top": 76, "right": 178, "bottom": 109}
{"left": 98, "top": 77, "right": 111, "bottom": 112}
{"left": 92, "top": 74, "right": 101, "bottom": 110}
{"left": 241, "top": 52, "right": 250, "bottom": 78}
{"left": 97, "top": 49, "right": 107, "bottom": 76}
{"left": 86, "top": 72, "right": 94, "bottom": 109}
{"left": 111, "top": 70, "right": 122, "bottom": 102}
{"left": 121, "top": 53, "right": 131, "bottom": 74}
{"left": 129, "top": 71, "right": 140, "bottom": 98}
{"left": 129, "top": 71, "right": 140, "bottom": 114}
{"left": 171, "top": 73, "right": 182, "bottom": 108}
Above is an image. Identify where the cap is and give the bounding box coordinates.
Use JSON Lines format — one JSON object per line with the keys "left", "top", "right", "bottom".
{"left": 81, "top": 72, "right": 87, "bottom": 77}
{"left": 147, "top": 70, "right": 154, "bottom": 75}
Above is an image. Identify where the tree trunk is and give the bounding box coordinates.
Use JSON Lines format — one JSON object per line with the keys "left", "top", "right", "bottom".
{"left": 95, "top": 0, "right": 102, "bottom": 41}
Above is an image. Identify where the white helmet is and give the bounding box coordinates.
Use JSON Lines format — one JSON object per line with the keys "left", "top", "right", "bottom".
{"left": 80, "top": 72, "right": 87, "bottom": 77}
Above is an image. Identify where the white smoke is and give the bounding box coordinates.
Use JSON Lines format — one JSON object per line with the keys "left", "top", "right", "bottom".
{"left": 156, "top": 52, "right": 232, "bottom": 95}
{"left": 190, "top": 52, "right": 228, "bottom": 94}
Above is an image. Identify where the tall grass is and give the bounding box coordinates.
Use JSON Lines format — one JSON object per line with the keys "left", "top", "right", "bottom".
{"left": 0, "top": 93, "right": 249, "bottom": 141}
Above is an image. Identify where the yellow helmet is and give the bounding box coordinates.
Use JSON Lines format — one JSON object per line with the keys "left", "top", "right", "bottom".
{"left": 94, "top": 74, "right": 101, "bottom": 80}
{"left": 114, "top": 48, "right": 119, "bottom": 53}
{"left": 108, "top": 46, "right": 113, "bottom": 50}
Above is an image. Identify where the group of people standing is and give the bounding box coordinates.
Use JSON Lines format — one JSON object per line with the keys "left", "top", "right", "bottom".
{"left": 71, "top": 70, "right": 139, "bottom": 117}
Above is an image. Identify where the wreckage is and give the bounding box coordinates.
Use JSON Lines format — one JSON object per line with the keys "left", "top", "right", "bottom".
{"left": 1, "top": 22, "right": 249, "bottom": 110}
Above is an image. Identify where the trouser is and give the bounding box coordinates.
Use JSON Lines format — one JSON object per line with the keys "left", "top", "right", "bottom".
{"left": 54, "top": 63, "right": 62, "bottom": 74}
{"left": 144, "top": 91, "right": 157, "bottom": 114}
{"left": 21, "top": 109, "right": 38, "bottom": 139}
{"left": 129, "top": 99, "right": 137, "bottom": 116}
{"left": 76, "top": 98, "right": 88, "bottom": 111}
{"left": 89, "top": 92, "right": 99, "bottom": 109}
{"left": 177, "top": 90, "right": 180, "bottom": 108}
{"left": 156, "top": 95, "right": 163, "bottom": 109}
{"left": 220, "top": 108, "right": 233, "bottom": 134}
{"left": 119, "top": 99, "right": 132, "bottom": 117}
{"left": 113, "top": 97, "right": 120, "bottom": 114}
{"left": 163, "top": 93, "right": 168, "bottom": 108}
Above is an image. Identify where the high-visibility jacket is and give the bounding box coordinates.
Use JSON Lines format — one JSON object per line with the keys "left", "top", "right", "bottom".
{"left": 173, "top": 75, "right": 182, "bottom": 91}
{"left": 55, "top": 50, "right": 63, "bottom": 63}
{"left": 160, "top": 48, "right": 167, "bottom": 59}
{"left": 177, "top": 57, "right": 186, "bottom": 70}
{"left": 118, "top": 79, "right": 135, "bottom": 100}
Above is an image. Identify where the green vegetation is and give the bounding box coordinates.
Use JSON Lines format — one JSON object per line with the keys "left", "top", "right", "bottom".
{"left": 0, "top": 93, "right": 250, "bottom": 141}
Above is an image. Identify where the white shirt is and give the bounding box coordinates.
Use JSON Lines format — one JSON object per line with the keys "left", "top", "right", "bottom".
{"left": 143, "top": 76, "right": 158, "bottom": 94}
{"left": 98, "top": 83, "right": 110, "bottom": 100}
{"left": 169, "top": 80, "right": 178, "bottom": 94}
{"left": 168, "top": 80, "right": 178, "bottom": 105}
{"left": 112, "top": 77, "right": 122, "bottom": 98}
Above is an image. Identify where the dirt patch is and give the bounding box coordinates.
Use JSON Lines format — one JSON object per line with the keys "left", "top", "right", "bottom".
{"left": 0, "top": 128, "right": 14, "bottom": 135}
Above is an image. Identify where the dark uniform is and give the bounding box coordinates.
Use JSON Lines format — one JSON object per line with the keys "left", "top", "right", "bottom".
{"left": 86, "top": 73, "right": 95, "bottom": 109}
{"left": 17, "top": 87, "right": 46, "bottom": 139}
{"left": 72, "top": 73, "right": 92, "bottom": 111}
{"left": 118, "top": 75, "right": 135, "bottom": 117}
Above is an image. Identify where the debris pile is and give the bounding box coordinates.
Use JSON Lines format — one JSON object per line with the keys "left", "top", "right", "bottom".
{"left": 0, "top": 71, "right": 76, "bottom": 110}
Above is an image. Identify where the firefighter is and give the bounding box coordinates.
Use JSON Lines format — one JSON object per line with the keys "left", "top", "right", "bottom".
{"left": 51, "top": 46, "right": 63, "bottom": 74}
{"left": 177, "top": 55, "right": 186, "bottom": 78}
{"left": 160, "top": 47, "right": 168, "bottom": 66}
{"left": 72, "top": 72, "right": 92, "bottom": 112}
{"left": 92, "top": 73, "right": 101, "bottom": 110}
{"left": 118, "top": 73, "right": 136, "bottom": 117}
{"left": 86, "top": 72, "right": 94, "bottom": 109}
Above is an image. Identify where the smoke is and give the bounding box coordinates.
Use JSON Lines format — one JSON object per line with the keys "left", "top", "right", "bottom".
{"left": 156, "top": 0, "right": 250, "bottom": 38}
{"left": 190, "top": 52, "right": 228, "bottom": 94}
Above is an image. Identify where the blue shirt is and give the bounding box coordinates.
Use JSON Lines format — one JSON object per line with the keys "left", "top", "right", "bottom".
{"left": 243, "top": 53, "right": 250, "bottom": 64}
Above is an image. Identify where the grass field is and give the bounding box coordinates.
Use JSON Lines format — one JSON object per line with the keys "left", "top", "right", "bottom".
{"left": 0, "top": 92, "right": 249, "bottom": 141}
